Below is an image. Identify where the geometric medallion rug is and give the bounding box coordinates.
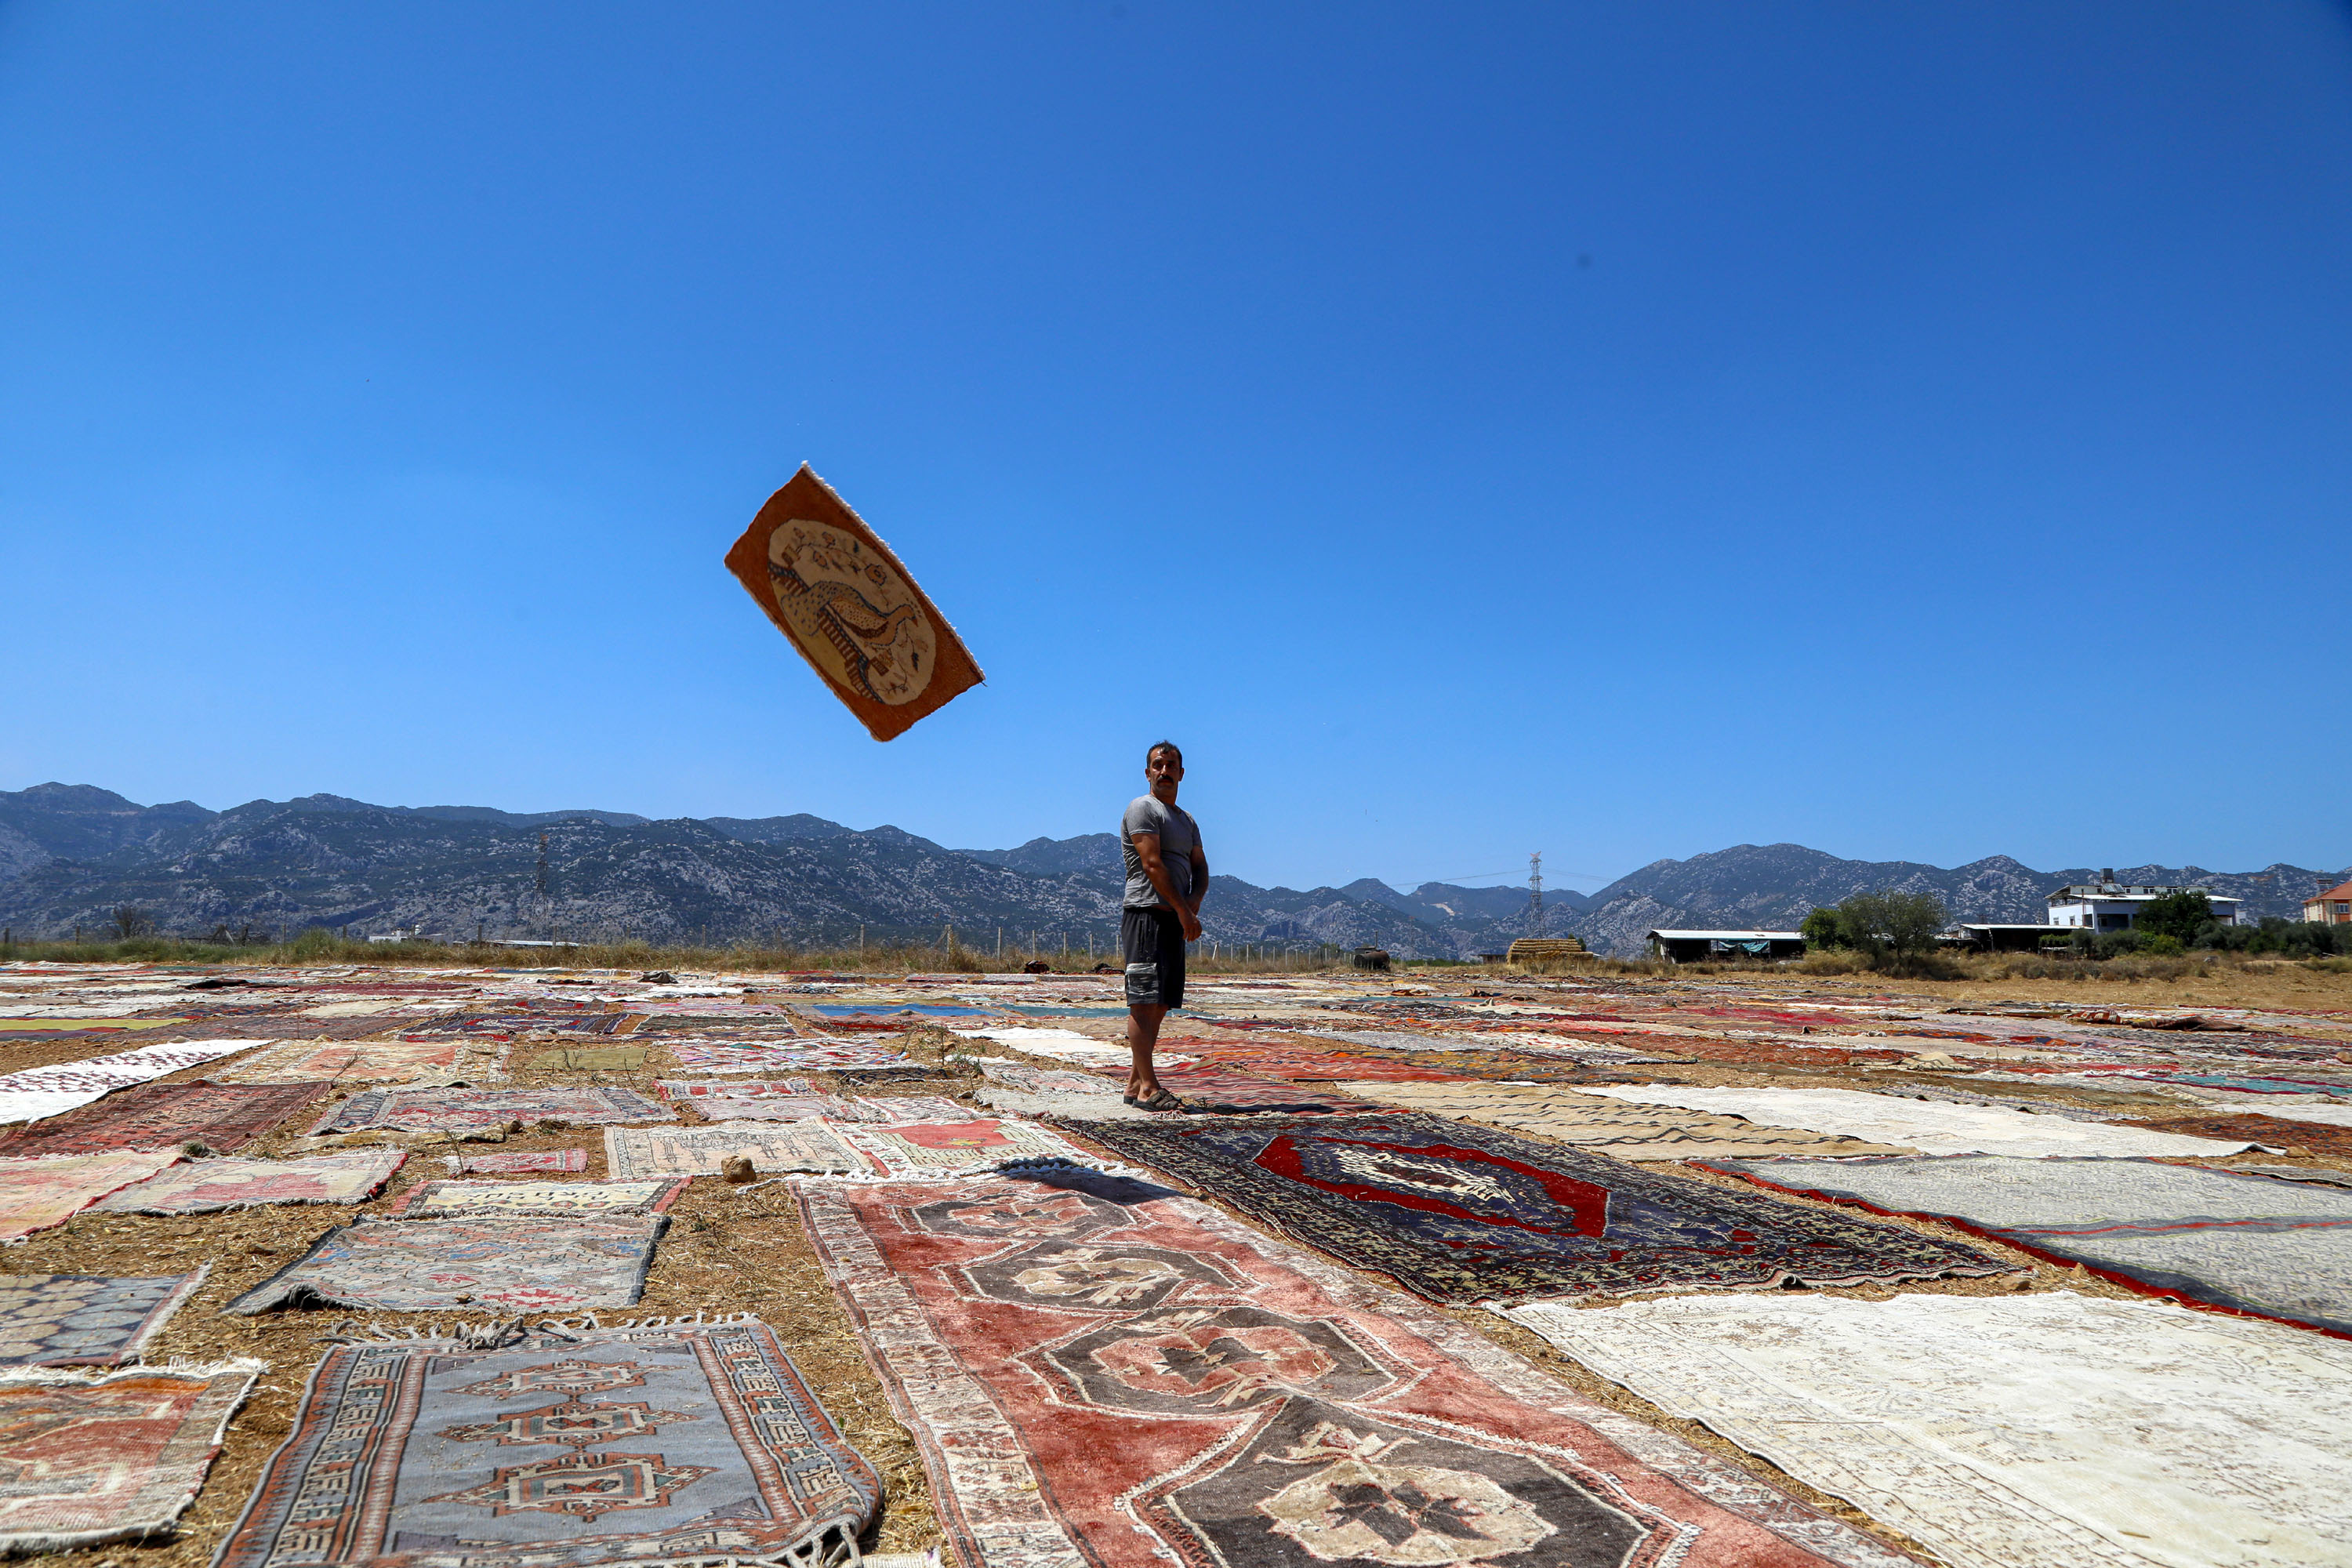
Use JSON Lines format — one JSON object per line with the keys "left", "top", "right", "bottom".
{"left": 0, "top": 1270, "right": 209, "bottom": 1365}
{"left": 1700, "top": 1154, "right": 2352, "bottom": 1338}
{"left": 603, "top": 1124, "right": 868, "bottom": 1179}
{"left": 1073, "top": 1113, "right": 2011, "bottom": 1305}
{"left": 1575, "top": 1087, "right": 2256, "bottom": 1159}
{"left": 0, "top": 1039, "right": 270, "bottom": 1125}
{"left": 1334, "top": 1083, "right": 1919, "bottom": 1160}
{"left": 0, "top": 1079, "right": 331, "bottom": 1157}
{"left": 308, "top": 1086, "right": 673, "bottom": 1137}
{"left": 214, "top": 1317, "right": 880, "bottom": 1568}
{"left": 0, "top": 1359, "right": 263, "bottom": 1553}
{"left": 89, "top": 1148, "right": 408, "bottom": 1215}
{"left": 0, "top": 1149, "right": 184, "bottom": 1242}
{"left": 797, "top": 1170, "right": 1918, "bottom": 1568}
{"left": 222, "top": 1216, "right": 668, "bottom": 1315}
{"left": 393, "top": 1178, "right": 688, "bottom": 1221}
{"left": 1504, "top": 1290, "right": 2352, "bottom": 1568}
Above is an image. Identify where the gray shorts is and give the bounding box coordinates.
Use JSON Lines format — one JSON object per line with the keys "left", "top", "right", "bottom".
{"left": 1120, "top": 908, "right": 1186, "bottom": 1010}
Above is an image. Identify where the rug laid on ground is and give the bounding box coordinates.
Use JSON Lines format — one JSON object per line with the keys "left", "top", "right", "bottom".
{"left": 215, "top": 1316, "right": 880, "bottom": 1568}
{"left": 603, "top": 1123, "right": 868, "bottom": 1178}
{"left": 0, "top": 1359, "right": 263, "bottom": 1552}
{"left": 1578, "top": 1085, "right": 2256, "bottom": 1158}
{"left": 978, "top": 1085, "right": 1159, "bottom": 1121}
{"left": 212, "top": 1037, "right": 506, "bottom": 1085}
{"left": 1071, "top": 1113, "right": 2010, "bottom": 1304}
{"left": 798, "top": 1169, "right": 1917, "bottom": 1568}
{"left": 0, "top": 1039, "right": 269, "bottom": 1124}
{"left": 524, "top": 1045, "right": 650, "bottom": 1071}
{"left": 0, "top": 1271, "right": 208, "bottom": 1366}
{"left": 666, "top": 1041, "right": 918, "bottom": 1074}
{"left": 2120, "top": 1112, "right": 2352, "bottom": 1158}
{"left": 1504, "top": 1290, "right": 2352, "bottom": 1568}
{"left": 405, "top": 1009, "right": 643, "bottom": 1038}
{"left": 446, "top": 1148, "right": 589, "bottom": 1174}
{"left": 309, "top": 1085, "right": 673, "bottom": 1137}
{"left": 0, "top": 1078, "right": 330, "bottom": 1157}
{"left": 1335, "top": 1083, "right": 1920, "bottom": 1160}
{"left": 829, "top": 1117, "right": 1109, "bottom": 1178}
{"left": 1703, "top": 1154, "right": 2352, "bottom": 1337}
{"left": 1185, "top": 1043, "right": 1486, "bottom": 1083}
{"left": 394, "top": 1178, "right": 688, "bottom": 1220}
{"left": 224, "top": 1216, "right": 667, "bottom": 1314}
{"left": 655, "top": 1078, "right": 854, "bottom": 1120}
{"left": 90, "top": 1148, "right": 406, "bottom": 1215}
{"left": 848, "top": 1094, "right": 977, "bottom": 1124}
{"left": 0, "top": 1150, "right": 184, "bottom": 1242}
{"left": 1155, "top": 1067, "right": 1381, "bottom": 1115}
{"left": 972, "top": 1059, "right": 1124, "bottom": 1096}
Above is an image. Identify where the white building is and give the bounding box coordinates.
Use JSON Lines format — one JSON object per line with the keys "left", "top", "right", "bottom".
{"left": 2045, "top": 872, "right": 2239, "bottom": 932}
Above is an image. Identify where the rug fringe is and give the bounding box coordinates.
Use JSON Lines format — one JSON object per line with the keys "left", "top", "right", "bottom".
{"left": 0, "top": 1355, "right": 267, "bottom": 1388}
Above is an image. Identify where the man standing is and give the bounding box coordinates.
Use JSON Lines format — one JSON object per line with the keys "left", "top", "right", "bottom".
{"left": 1120, "top": 741, "right": 1207, "bottom": 1111}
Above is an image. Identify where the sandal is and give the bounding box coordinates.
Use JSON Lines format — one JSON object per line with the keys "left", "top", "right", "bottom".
{"left": 1130, "top": 1087, "right": 1189, "bottom": 1113}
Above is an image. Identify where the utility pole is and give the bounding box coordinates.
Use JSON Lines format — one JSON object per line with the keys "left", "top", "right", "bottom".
{"left": 536, "top": 833, "right": 550, "bottom": 942}
{"left": 1526, "top": 851, "right": 1544, "bottom": 939}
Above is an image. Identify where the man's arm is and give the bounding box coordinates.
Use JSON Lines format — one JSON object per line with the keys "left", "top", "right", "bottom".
{"left": 1189, "top": 843, "right": 1208, "bottom": 916}
{"left": 1132, "top": 833, "right": 1204, "bottom": 942}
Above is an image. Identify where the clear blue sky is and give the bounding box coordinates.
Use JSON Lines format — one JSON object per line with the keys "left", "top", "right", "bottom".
{"left": 3, "top": 3, "right": 2347, "bottom": 895}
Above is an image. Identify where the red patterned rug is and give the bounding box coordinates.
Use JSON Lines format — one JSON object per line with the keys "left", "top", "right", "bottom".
{"left": 1071, "top": 1113, "right": 2011, "bottom": 1305}
{"left": 800, "top": 1170, "right": 1918, "bottom": 1568}
{"left": 0, "top": 1080, "right": 330, "bottom": 1157}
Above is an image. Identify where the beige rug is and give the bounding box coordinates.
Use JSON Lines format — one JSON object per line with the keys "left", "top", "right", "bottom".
{"left": 1337, "top": 1081, "right": 1918, "bottom": 1159}
{"left": 1505, "top": 1290, "right": 2352, "bottom": 1568}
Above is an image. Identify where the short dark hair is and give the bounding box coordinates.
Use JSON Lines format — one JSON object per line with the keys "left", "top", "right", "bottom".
{"left": 1145, "top": 740, "right": 1183, "bottom": 767}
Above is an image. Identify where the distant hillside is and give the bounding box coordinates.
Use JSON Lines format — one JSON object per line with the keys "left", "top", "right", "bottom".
{"left": 0, "top": 785, "right": 2336, "bottom": 959}
{"left": 1562, "top": 843, "right": 2347, "bottom": 955}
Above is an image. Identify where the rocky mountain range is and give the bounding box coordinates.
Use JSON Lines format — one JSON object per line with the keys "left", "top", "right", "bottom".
{"left": 0, "top": 782, "right": 2339, "bottom": 958}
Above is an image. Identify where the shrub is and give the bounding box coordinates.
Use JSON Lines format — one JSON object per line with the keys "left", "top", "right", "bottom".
{"left": 1834, "top": 890, "right": 1948, "bottom": 964}
{"left": 2136, "top": 890, "right": 2212, "bottom": 946}
{"left": 1799, "top": 908, "right": 1844, "bottom": 949}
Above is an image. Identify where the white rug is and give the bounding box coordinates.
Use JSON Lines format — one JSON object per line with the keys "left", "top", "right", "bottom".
{"left": 0, "top": 1040, "right": 270, "bottom": 1125}
{"left": 1504, "top": 1290, "right": 2352, "bottom": 1568}
{"left": 1578, "top": 1084, "right": 2255, "bottom": 1157}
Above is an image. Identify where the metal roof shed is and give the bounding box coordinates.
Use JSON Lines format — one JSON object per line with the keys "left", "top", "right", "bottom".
{"left": 1646, "top": 929, "right": 1806, "bottom": 963}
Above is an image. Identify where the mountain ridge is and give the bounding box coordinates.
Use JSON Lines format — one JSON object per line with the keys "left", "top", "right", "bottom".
{"left": 0, "top": 783, "right": 2339, "bottom": 957}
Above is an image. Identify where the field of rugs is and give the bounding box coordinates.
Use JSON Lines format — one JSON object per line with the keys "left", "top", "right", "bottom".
{"left": 0, "top": 960, "right": 2349, "bottom": 1568}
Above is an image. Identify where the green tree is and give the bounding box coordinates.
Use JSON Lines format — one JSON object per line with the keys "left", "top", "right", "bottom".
{"left": 1799, "top": 907, "right": 1844, "bottom": 949}
{"left": 1835, "top": 890, "right": 1948, "bottom": 961}
{"left": 2136, "top": 889, "right": 2212, "bottom": 946}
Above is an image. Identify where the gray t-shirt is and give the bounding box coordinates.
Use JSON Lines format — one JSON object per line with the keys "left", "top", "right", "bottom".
{"left": 1121, "top": 794, "right": 1202, "bottom": 909}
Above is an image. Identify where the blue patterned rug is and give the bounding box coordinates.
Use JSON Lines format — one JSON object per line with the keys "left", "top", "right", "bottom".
{"left": 216, "top": 1317, "right": 879, "bottom": 1568}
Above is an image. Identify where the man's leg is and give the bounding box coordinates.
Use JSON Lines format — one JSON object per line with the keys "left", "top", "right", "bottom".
{"left": 1127, "top": 1003, "right": 1167, "bottom": 1099}
{"left": 1120, "top": 906, "right": 1174, "bottom": 1102}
